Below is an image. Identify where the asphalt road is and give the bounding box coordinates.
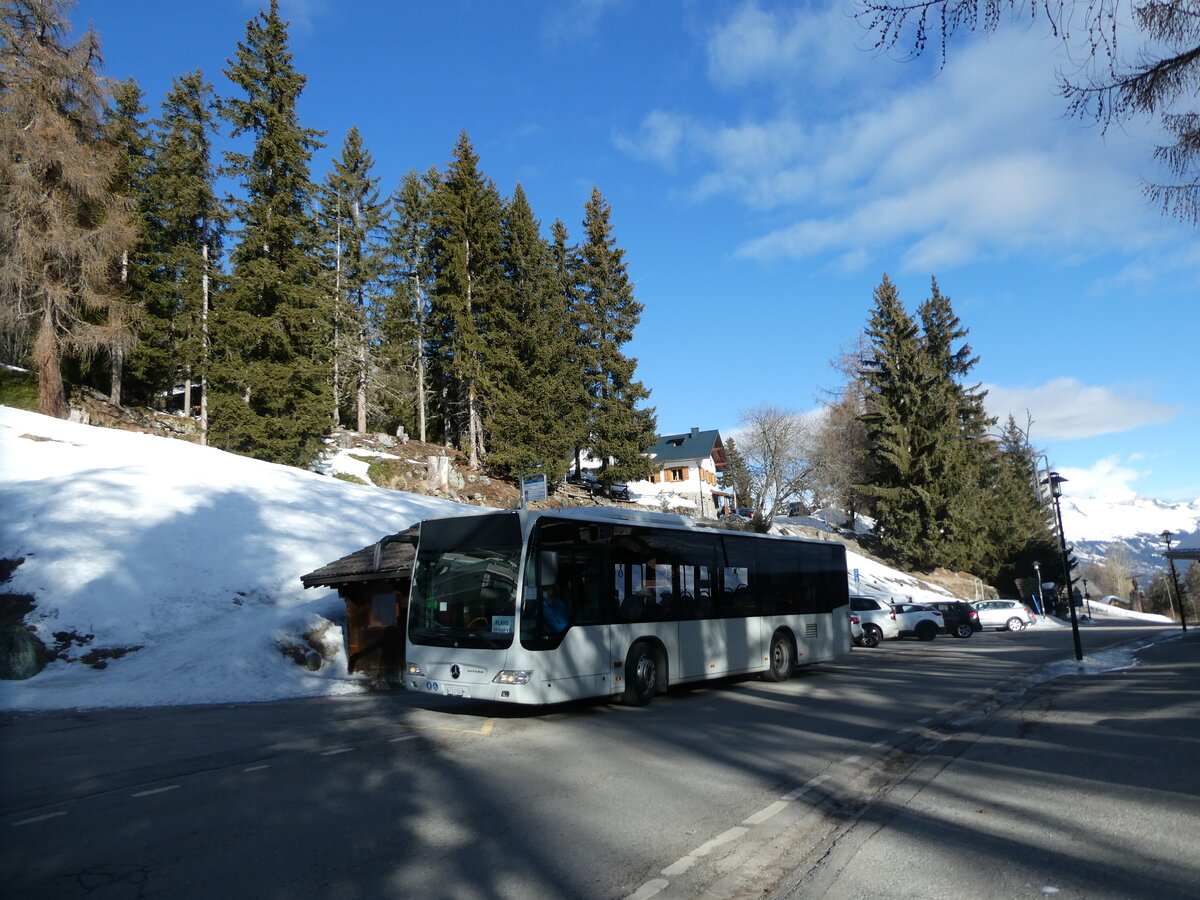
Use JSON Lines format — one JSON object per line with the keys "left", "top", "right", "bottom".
{"left": 1, "top": 622, "right": 1194, "bottom": 899}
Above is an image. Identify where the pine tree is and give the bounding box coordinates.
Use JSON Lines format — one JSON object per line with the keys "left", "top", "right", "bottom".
{"left": 986, "top": 415, "right": 1059, "bottom": 590}
{"left": 915, "top": 277, "right": 993, "bottom": 570}
{"left": 0, "top": 0, "right": 135, "bottom": 418}
{"left": 486, "top": 184, "right": 575, "bottom": 482}
{"left": 317, "top": 126, "right": 386, "bottom": 433}
{"left": 427, "top": 131, "right": 504, "bottom": 466}
{"left": 100, "top": 77, "right": 150, "bottom": 405}
{"left": 381, "top": 166, "right": 438, "bottom": 441}
{"left": 135, "top": 70, "right": 224, "bottom": 433}
{"left": 575, "top": 187, "right": 656, "bottom": 485}
{"left": 721, "top": 436, "right": 754, "bottom": 512}
{"left": 857, "top": 275, "right": 937, "bottom": 569}
{"left": 550, "top": 218, "right": 593, "bottom": 476}
{"left": 214, "top": 0, "right": 329, "bottom": 466}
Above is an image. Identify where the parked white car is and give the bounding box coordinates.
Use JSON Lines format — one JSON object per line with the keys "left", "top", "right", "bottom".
{"left": 972, "top": 599, "right": 1034, "bottom": 632}
{"left": 890, "top": 602, "right": 943, "bottom": 641}
{"left": 849, "top": 596, "right": 900, "bottom": 644}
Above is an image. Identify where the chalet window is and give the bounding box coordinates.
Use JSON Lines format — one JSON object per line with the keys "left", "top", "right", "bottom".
{"left": 369, "top": 591, "right": 398, "bottom": 627}
{"left": 668, "top": 467, "right": 687, "bottom": 482}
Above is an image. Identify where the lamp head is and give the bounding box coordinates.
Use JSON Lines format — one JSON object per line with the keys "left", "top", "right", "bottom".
{"left": 1042, "top": 471, "right": 1066, "bottom": 498}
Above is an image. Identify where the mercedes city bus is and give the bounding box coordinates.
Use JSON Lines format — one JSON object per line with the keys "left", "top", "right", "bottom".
{"left": 405, "top": 506, "right": 850, "bottom": 706}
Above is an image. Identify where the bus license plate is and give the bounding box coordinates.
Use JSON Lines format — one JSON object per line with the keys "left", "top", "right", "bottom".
{"left": 444, "top": 685, "right": 469, "bottom": 697}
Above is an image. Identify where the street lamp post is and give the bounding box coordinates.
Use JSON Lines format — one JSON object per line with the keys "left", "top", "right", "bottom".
{"left": 1044, "top": 471, "right": 1083, "bottom": 661}
{"left": 1033, "top": 560, "right": 1044, "bottom": 616}
{"left": 1161, "top": 531, "right": 1189, "bottom": 632}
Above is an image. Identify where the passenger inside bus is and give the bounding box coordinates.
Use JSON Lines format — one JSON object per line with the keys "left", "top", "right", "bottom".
{"left": 541, "top": 586, "right": 570, "bottom": 634}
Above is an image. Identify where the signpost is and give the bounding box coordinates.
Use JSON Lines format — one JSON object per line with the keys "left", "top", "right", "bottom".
{"left": 520, "top": 467, "right": 547, "bottom": 508}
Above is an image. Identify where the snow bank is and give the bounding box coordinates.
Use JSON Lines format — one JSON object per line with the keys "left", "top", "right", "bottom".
{"left": 0, "top": 406, "right": 466, "bottom": 710}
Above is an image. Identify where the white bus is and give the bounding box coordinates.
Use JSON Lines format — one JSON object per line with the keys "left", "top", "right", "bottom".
{"left": 404, "top": 506, "right": 851, "bottom": 706}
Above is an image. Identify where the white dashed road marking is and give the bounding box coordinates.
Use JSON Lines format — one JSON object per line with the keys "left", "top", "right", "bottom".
{"left": 12, "top": 812, "right": 67, "bottom": 826}
{"left": 131, "top": 785, "right": 180, "bottom": 798}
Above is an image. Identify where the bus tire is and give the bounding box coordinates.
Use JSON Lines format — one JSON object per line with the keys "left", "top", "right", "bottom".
{"left": 622, "top": 642, "right": 657, "bottom": 706}
{"left": 763, "top": 631, "right": 794, "bottom": 682}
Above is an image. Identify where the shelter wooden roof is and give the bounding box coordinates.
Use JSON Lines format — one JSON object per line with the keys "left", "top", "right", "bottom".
{"left": 300, "top": 525, "right": 419, "bottom": 589}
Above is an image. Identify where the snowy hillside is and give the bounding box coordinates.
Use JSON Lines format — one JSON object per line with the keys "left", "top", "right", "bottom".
{"left": 1059, "top": 495, "right": 1200, "bottom": 571}
{"left": 0, "top": 406, "right": 466, "bottom": 711}
{"left": 0, "top": 406, "right": 972, "bottom": 712}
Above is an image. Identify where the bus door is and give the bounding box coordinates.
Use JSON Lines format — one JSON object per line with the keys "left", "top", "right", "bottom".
{"left": 523, "top": 523, "right": 611, "bottom": 697}
{"left": 676, "top": 559, "right": 714, "bottom": 679}
{"left": 710, "top": 535, "right": 762, "bottom": 672}
{"left": 609, "top": 530, "right": 681, "bottom": 677}
{"left": 631, "top": 529, "right": 717, "bottom": 680}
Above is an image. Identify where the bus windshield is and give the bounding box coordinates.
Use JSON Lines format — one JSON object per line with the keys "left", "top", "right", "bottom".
{"left": 408, "top": 514, "right": 522, "bottom": 650}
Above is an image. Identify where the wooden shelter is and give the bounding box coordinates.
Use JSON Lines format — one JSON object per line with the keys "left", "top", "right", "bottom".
{"left": 300, "top": 526, "right": 419, "bottom": 680}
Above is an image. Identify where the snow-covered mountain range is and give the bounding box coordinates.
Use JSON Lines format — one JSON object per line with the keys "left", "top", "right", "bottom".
{"left": 1060, "top": 495, "right": 1200, "bottom": 573}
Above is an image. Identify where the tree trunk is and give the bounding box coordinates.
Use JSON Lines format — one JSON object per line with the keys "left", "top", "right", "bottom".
{"left": 332, "top": 218, "right": 343, "bottom": 427}
{"left": 35, "top": 305, "right": 67, "bottom": 419}
{"left": 356, "top": 312, "right": 368, "bottom": 434}
{"left": 200, "top": 244, "right": 210, "bottom": 445}
{"left": 411, "top": 270, "right": 427, "bottom": 443}
{"left": 110, "top": 249, "right": 129, "bottom": 406}
{"left": 467, "top": 381, "right": 483, "bottom": 468}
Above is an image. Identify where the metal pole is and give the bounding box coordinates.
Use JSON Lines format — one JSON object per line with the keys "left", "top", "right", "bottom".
{"left": 1045, "top": 473, "right": 1083, "bottom": 661}
{"left": 1162, "top": 532, "right": 1188, "bottom": 632}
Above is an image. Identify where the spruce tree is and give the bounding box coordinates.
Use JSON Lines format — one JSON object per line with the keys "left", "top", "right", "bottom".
{"left": 987, "top": 415, "right": 1059, "bottom": 590}
{"left": 575, "top": 187, "right": 656, "bottom": 485}
{"left": 857, "top": 274, "right": 937, "bottom": 569}
{"left": 100, "top": 77, "right": 151, "bottom": 405}
{"left": 136, "top": 70, "right": 224, "bottom": 431}
{"left": 381, "top": 166, "right": 438, "bottom": 441}
{"left": 550, "top": 218, "right": 592, "bottom": 476}
{"left": 427, "top": 131, "right": 504, "bottom": 466}
{"left": 486, "top": 184, "right": 575, "bottom": 482}
{"left": 214, "top": 0, "right": 328, "bottom": 466}
{"left": 721, "top": 436, "right": 754, "bottom": 512}
{"left": 317, "top": 126, "right": 386, "bottom": 433}
{"left": 915, "top": 277, "right": 993, "bottom": 570}
{"left": 0, "top": 0, "right": 135, "bottom": 417}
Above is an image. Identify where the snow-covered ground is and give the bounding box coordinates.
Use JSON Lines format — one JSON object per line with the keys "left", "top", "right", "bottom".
{"left": 0, "top": 405, "right": 1158, "bottom": 713}
{"left": 0, "top": 406, "right": 466, "bottom": 711}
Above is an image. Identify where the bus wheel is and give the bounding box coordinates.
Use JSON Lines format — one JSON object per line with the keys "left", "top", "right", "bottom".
{"left": 622, "top": 643, "right": 657, "bottom": 706}
{"left": 763, "top": 632, "right": 794, "bottom": 682}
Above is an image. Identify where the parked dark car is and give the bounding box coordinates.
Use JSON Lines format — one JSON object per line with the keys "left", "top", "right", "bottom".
{"left": 925, "top": 600, "right": 982, "bottom": 638}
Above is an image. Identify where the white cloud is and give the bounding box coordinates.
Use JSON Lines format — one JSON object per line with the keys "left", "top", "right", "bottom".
{"left": 705, "top": 1, "right": 892, "bottom": 94}
{"left": 1057, "top": 456, "right": 1144, "bottom": 501}
{"left": 983, "top": 377, "right": 1179, "bottom": 440}
{"left": 613, "top": 111, "right": 689, "bottom": 169}
{"left": 621, "top": 3, "right": 1179, "bottom": 272}
{"left": 542, "top": 0, "right": 627, "bottom": 44}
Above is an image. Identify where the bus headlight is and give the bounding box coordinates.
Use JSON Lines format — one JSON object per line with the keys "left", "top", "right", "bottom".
{"left": 493, "top": 670, "right": 533, "bottom": 685}
{"left": 407, "top": 662, "right": 425, "bottom": 676}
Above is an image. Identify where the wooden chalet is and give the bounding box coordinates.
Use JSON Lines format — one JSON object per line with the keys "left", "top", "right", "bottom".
{"left": 300, "top": 526, "right": 419, "bottom": 680}
{"left": 635, "top": 427, "right": 733, "bottom": 517}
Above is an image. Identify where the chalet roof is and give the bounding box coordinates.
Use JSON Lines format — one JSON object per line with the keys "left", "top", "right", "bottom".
{"left": 300, "top": 525, "right": 419, "bottom": 589}
{"left": 645, "top": 427, "right": 726, "bottom": 470}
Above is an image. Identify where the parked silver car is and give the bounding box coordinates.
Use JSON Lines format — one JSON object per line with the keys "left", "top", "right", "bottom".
{"left": 972, "top": 599, "right": 1034, "bottom": 632}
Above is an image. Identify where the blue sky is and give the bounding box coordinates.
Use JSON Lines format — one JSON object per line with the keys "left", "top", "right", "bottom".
{"left": 74, "top": 0, "right": 1198, "bottom": 502}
